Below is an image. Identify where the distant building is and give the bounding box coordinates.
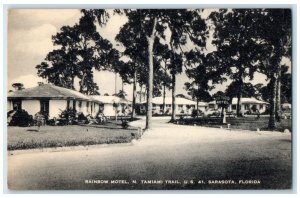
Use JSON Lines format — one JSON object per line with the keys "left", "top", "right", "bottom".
{"left": 208, "top": 97, "right": 269, "bottom": 114}
{"left": 7, "top": 84, "right": 101, "bottom": 119}
{"left": 91, "top": 95, "right": 131, "bottom": 117}
{"left": 138, "top": 96, "right": 208, "bottom": 115}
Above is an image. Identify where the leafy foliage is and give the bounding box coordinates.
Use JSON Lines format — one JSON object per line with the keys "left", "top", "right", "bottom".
{"left": 12, "top": 83, "right": 25, "bottom": 91}
{"left": 7, "top": 110, "right": 34, "bottom": 127}
{"left": 225, "top": 81, "right": 256, "bottom": 100}
{"left": 36, "top": 10, "right": 118, "bottom": 95}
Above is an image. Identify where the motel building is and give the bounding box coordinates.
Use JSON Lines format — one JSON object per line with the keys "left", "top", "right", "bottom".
{"left": 208, "top": 97, "right": 269, "bottom": 115}
{"left": 138, "top": 96, "right": 208, "bottom": 115}
{"left": 7, "top": 84, "right": 102, "bottom": 119}
{"left": 91, "top": 95, "right": 132, "bottom": 117}
{"left": 7, "top": 83, "right": 132, "bottom": 120}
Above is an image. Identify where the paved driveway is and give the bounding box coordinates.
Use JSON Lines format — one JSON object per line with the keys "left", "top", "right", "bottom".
{"left": 7, "top": 116, "right": 292, "bottom": 190}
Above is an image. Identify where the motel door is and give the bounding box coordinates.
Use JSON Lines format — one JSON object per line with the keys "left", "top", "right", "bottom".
{"left": 40, "top": 100, "right": 49, "bottom": 118}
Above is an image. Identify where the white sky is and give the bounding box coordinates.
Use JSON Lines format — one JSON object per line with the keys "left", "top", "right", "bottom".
{"left": 7, "top": 9, "right": 291, "bottom": 100}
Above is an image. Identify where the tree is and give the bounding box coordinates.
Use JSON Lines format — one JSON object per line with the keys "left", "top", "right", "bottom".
{"left": 113, "top": 90, "right": 127, "bottom": 99}
{"left": 256, "top": 9, "right": 291, "bottom": 129}
{"left": 162, "top": 10, "right": 208, "bottom": 122}
{"left": 12, "top": 83, "right": 24, "bottom": 91}
{"left": 225, "top": 81, "right": 256, "bottom": 100}
{"left": 176, "top": 94, "right": 188, "bottom": 99}
{"left": 36, "top": 10, "right": 116, "bottom": 95}
{"left": 253, "top": 83, "right": 264, "bottom": 100}
{"left": 185, "top": 50, "right": 222, "bottom": 109}
{"left": 94, "top": 9, "right": 208, "bottom": 129}
{"left": 210, "top": 9, "right": 267, "bottom": 116}
{"left": 280, "top": 66, "right": 292, "bottom": 103}
{"left": 114, "top": 10, "right": 165, "bottom": 129}
{"left": 153, "top": 41, "right": 172, "bottom": 113}
{"left": 115, "top": 10, "right": 150, "bottom": 119}
{"left": 258, "top": 65, "right": 291, "bottom": 105}
{"left": 212, "top": 91, "right": 226, "bottom": 99}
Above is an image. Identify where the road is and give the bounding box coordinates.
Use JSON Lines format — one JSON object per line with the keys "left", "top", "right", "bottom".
{"left": 7, "top": 117, "right": 292, "bottom": 190}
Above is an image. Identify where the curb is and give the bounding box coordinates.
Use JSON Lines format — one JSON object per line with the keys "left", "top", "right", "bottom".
{"left": 8, "top": 141, "right": 135, "bottom": 156}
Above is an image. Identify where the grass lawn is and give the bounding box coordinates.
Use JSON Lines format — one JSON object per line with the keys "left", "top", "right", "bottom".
{"left": 7, "top": 121, "right": 139, "bottom": 150}
{"left": 177, "top": 117, "right": 292, "bottom": 132}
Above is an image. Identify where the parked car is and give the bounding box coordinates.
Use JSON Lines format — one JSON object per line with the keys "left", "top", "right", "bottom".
{"left": 205, "top": 108, "right": 221, "bottom": 117}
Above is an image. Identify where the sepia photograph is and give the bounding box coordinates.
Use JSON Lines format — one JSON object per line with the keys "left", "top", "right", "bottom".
{"left": 6, "top": 7, "right": 293, "bottom": 191}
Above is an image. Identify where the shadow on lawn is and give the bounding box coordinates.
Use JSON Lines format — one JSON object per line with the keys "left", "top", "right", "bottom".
{"left": 26, "top": 129, "right": 39, "bottom": 132}
{"left": 78, "top": 124, "right": 137, "bottom": 131}
{"left": 279, "top": 139, "right": 292, "bottom": 143}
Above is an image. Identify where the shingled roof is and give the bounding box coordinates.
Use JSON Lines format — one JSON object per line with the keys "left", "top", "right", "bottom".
{"left": 7, "top": 84, "right": 94, "bottom": 101}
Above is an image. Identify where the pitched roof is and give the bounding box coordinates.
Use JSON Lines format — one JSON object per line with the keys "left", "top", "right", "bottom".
{"left": 91, "top": 95, "right": 131, "bottom": 104}
{"left": 231, "top": 97, "right": 268, "bottom": 105}
{"left": 140, "top": 96, "right": 208, "bottom": 106}
{"left": 7, "top": 84, "right": 92, "bottom": 101}
{"left": 209, "top": 97, "right": 268, "bottom": 105}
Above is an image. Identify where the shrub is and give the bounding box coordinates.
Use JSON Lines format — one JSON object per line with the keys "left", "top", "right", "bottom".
{"left": 58, "top": 108, "right": 77, "bottom": 125}
{"left": 46, "top": 119, "right": 56, "bottom": 126}
{"left": 8, "top": 109, "right": 34, "bottom": 127}
{"left": 191, "top": 109, "right": 203, "bottom": 118}
{"left": 77, "top": 112, "right": 89, "bottom": 124}
{"left": 121, "top": 119, "right": 129, "bottom": 129}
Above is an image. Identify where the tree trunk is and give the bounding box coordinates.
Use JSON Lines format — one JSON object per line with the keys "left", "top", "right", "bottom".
{"left": 196, "top": 98, "right": 199, "bottom": 118}
{"left": 145, "top": 17, "right": 157, "bottom": 130}
{"left": 139, "top": 85, "right": 142, "bottom": 103}
{"left": 196, "top": 87, "right": 200, "bottom": 111}
{"left": 114, "top": 73, "right": 117, "bottom": 95}
{"left": 71, "top": 76, "right": 75, "bottom": 90}
{"left": 170, "top": 73, "right": 176, "bottom": 122}
{"left": 236, "top": 77, "right": 243, "bottom": 117}
{"left": 268, "top": 73, "right": 278, "bottom": 130}
{"left": 236, "top": 91, "right": 241, "bottom": 116}
{"left": 79, "top": 73, "right": 87, "bottom": 93}
{"left": 275, "top": 67, "right": 282, "bottom": 122}
{"left": 162, "top": 84, "right": 166, "bottom": 114}
{"left": 131, "top": 69, "right": 137, "bottom": 119}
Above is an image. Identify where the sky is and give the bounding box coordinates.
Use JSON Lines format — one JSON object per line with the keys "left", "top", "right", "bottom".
{"left": 7, "top": 9, "right": 291, "bottom": 101}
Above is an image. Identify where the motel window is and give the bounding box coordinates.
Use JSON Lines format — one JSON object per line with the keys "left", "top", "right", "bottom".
{"left": 160, "top": 105, "right": 163, "bottom": 110}
{"left": 99, "top": 104, "right": 104, "bottom": 112}
{"left": 260, "top": 104, "right": 263, "bottom": 110}
{"left": 78, "top": 101, "right": 82, "bottom": 108}
{"left": 152, "top": 104, "right": 156, "bottom": 110}
{"left": 232, "top": 105, "right": 236, "bottom": 110}
{"left": 178, "top": 105, "right": 183, "bottom": 110}
{"left": 245, "top": 104, "right": 250, "bottom": 110}
{"left": 40, "top": 100, "right": 49, "bottom": 117}
{"left": 86, "top": 102, "right": 89, "bottom": 108}
{"left": 12, "top": 100, "right": 22, "bottom": 110}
